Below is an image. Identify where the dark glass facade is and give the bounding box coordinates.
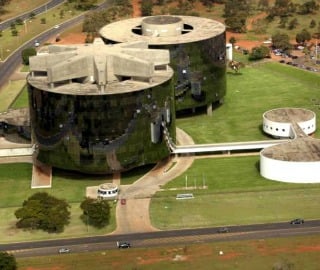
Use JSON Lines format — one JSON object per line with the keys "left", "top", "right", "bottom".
{"left": 28, "top": 80, "right": 175, "bottom": 174}
{"left": 160, "top": 33, "right": 226, "bottom": 112}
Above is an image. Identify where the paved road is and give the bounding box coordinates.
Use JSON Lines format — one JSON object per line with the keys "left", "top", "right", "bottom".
{"left": 1, "top": 220, "right": 320, "bottom": 257}
{"left": 0, "top": 0, "right": 65, "bottom": 31}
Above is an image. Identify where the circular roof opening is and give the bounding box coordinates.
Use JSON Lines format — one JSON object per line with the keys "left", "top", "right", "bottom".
{"left": 142, "top": 15, "right": 184, "bottom": 37}
{"left": 142, "top": 15, "right": 182, "bottom": 25}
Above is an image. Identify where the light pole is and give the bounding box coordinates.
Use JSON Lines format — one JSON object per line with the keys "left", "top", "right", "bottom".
{"left": 312, "top": 33, "right": 320, "bottom": 65}
{"left": 24, "top": 20, "right": 28, "bottom": 33}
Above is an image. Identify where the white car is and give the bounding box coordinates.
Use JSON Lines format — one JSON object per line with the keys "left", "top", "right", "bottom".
{"left": 53, "top": 25, "right": 60, "bottom": 29}
{"left": 58, "top": 248, "right": 70, "bottom": 254}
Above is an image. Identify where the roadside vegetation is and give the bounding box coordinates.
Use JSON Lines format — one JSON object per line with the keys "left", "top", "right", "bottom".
{"left": 150, "top": 156, "right": 320, "bottom": 229}
{"left": 16, "top": 234, "right": 320, "bottom": 270}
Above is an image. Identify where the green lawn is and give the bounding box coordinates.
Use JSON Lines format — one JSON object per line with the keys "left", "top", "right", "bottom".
{"left": 0, "top": 203, "right": 116, "bottom": 243}
{"left": 0, "top": 0, "right": 49, "bottom": 21}
{"left": 177, "top": 62, "right": 320, "bottom": 143}
{"left": 0, "top": 163, "right": 151, "bottom": 243}
{"left": 150, "top": 156, "right": 320, "bottom": 229}
{"left": 0, "top": 80, "right": 25, "bottom": 112}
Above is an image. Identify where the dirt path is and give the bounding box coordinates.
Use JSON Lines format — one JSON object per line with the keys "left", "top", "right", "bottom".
{"left": 132, "top": 0, "right": 141, "bottom": 17}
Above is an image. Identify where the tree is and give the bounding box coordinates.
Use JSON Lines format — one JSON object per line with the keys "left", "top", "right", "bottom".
{"left": 267, "top": 0, "right": 293, "bottom": 19}
{"left": 298, "top": 0, "right": 318, "bottom": 15}
{"left": 287, "top": 18, "right": 298, "bottom": 30}
{"left": 73, "top": 0, "right": 98, "bottom": 10}
{"left": 229, "top": 36, "right": 236, "bottom": 46}
{"left": 224, "top": 0, "right": 250, "bottom": 33}
{"left": 0, "top": 252, "right": 17, "bottom": 270}
{"left": 141, "top": 0, "right": 153, "bottom": 16}
{"left": 272, "top": 32, "right": 292, "bottom": 53}
{"left": 15, "top": 192, "right": 71, "bottom": 233}
{"left": 296, "top": 29, "right": 311, "bottom": 44}
{"left": 80, "top": 197, "right": 111, "bottom": 228}
{"left": 249, "top": 46, "right": 270, "bottom": 60}
{"left": 21, "top": 47, "right": 36, "bottom": 65}
{"left": 310, "top": 19, "right": 316, "bottom": 28}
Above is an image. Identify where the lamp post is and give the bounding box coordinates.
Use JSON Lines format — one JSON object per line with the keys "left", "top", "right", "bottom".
{"left": 24, "top": 20, "right": 28, "bottom": 33}
{"left": 312, "top": 33, "right": 320, "bottom": 64}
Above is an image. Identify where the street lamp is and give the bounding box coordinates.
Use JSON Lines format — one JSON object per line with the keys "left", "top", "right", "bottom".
{"left": 312, "top": 32, "right": 320, "bottom": 64}
{"left": 23, "top": 20, "right": 28, "bottom": 33}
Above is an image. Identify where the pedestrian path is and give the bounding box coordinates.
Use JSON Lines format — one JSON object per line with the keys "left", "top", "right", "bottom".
{"left": 113, "top": 128, "right": 195, "bottom": 234}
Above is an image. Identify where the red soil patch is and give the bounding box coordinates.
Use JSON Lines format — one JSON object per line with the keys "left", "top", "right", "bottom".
{"left": 23, "top": 267, "right": 64, "bottom": 270}
{"left": 132, "top": 0, "right": 141, "bottom": 17}
{"left": 218, "top": 251, "right": 243, "bottom": 260}
{"left": 50, "top": 32, "right": 87, "bottom": 45}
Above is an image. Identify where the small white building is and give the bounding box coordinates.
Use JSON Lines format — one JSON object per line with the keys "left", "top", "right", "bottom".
{"left": 260, "top": 108, "right": 320, "bottom": 183}
{"left": 97, "top": 183, "right": 118, "bottom": 199}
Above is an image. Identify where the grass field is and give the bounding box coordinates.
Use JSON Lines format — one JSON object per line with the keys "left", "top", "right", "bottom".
{"left": 150, "top": 156, "right": 320, "bottom": 229}
{"left": 177, "top": 62, "right": 320, "bottom": 143}
{"left": 0, "top": 0, "right": 48, "bottom": 21}
{"left": 0, "top": 202, "right": 116, "bottom": 243}
{"left": 0, "top": 162, "right": 153, "bottom": 243}
{"left": 16, "top": 234, "right": 320, "bottom": 270}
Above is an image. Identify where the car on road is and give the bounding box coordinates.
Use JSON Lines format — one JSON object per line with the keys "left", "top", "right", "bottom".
{"left": 217, "top": 227, "right": 230, "bottom": 233}
{"left": 117, "top": 241, "right": 131, "bottom": 248}
{"left": 34, "top": 40, "right": 40, "bottom": 47}
{"left": 290, "top": 218, "right": 304, "bottom": 225}
{"left": 58, "top": 248, "right": 70, "bottom": 254}
{"left": 53, "top": 24, "right": 60, "bottom": 29}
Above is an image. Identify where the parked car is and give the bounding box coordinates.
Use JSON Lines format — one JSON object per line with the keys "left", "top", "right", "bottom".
{"left": 217, "top": 227, "right": 230, "bottom": 233}
{"left": 34, "top": 40, "right": 40, "bottom": 47}
{"left": 290, "top": 218, "right": 304, "bottom": 225}
{"left": 58, "top": 248, "right": 70, "bottom": 254}
{"left": 117, "top": 241, "right": 131, "bottom": 248}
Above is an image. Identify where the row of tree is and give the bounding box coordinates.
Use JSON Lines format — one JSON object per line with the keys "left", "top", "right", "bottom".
{"left": 14, "top": 192, "right": 111, "bottom": 233}
{"left": 225, "top": 0, "right": 319, "bottom": 33}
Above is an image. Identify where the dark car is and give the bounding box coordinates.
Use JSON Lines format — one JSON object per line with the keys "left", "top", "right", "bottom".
{"left": 290, "top": 218, "right": 304, "bottom": 225}
{"left": 117, "top": 241, "right": 131, "bottom": 248}
{"left": 217, "top": 227, "right": 230, "bottom": 233}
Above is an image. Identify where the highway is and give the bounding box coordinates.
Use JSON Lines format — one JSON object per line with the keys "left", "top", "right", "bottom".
{"left": 1, "top": 220, "right": 320, "bottom": 257}
{"left": 0, "top": 0, "right": 111, "bottom": 89}
{"left": 0, "top": 0, "right": 65, "bottom": 31}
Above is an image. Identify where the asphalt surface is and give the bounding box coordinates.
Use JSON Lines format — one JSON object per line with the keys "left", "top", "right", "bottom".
{"left": 1, "top": 220, "right": 320, "bottom": 257}
{"left": 0, "top": 0, "right": 65, "bottom": 31}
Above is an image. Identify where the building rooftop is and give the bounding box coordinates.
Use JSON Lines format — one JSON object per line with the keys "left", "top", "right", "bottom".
{"left": 263, "top": 108, "right": 314, "bottom": 123}
{"left": 28, "top": 39, "right": 173, "bottom": 95}
{"left": 99, "top": 15, "right": 226, "bottom": 45}
{"left": 261, "top": 137, "right": 320, "bottom": 162}
{"left": 262, "top": 108, "right": 319, "bottom": 162}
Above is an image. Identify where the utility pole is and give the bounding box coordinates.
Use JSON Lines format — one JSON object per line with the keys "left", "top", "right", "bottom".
{"left": 312, "top": 33, "right": 320, "bottom": 64}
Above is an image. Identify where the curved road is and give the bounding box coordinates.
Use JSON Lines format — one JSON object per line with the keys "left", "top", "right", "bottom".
{"left": 0, "top": 0, "right": 65, "bottom": 31}
{"left": 0, "top": 0, "right": 111, "bottom": 88}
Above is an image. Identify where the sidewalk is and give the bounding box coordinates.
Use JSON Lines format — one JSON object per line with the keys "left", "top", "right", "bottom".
{"left": 113, "top": 128, "right": 195, "bottom": 234}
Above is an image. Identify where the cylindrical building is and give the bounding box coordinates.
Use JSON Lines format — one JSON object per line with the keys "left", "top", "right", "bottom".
{"left": 27, "top": 40, "right": 175, "bottom": 174}
{"left": 100, "top": 15, "right": 226, "bottom": 114}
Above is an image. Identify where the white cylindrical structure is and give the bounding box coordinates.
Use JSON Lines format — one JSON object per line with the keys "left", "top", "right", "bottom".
{"left": 97, "top": 183, "right": 118, "bottom": 199}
